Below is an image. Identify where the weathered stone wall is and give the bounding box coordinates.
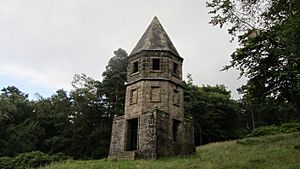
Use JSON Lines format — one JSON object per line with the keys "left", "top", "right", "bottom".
{"left": 125, "top": 50, "right": 185, "bottom": 120}
{"left": 155, "top": 110, "right": 173, "bottom": 157}
{"left": 136, "top": 111, "right": 157, "bottom": 159}
{"left": 124, "top": 82, "right": 143, "bottom": 119}
{"left": 109, "top": 110, "right": 195, "bottom": 159}
{"left": 155, "top": 110, "right": 195, "bottom": 157}
{"left": 125, "top": 80, "right": 184, "bottom": 120}
{"left": 127, "top": 51, "right": 183, "bottom": 86}
{"left": 110, "top": 41, "right": 195, "bottom": 160}
{"left": 167, "top": 83, "right": 184, "bottom": 120}
{"left": 109, "top": 116, "right": 126, "bottom": 156}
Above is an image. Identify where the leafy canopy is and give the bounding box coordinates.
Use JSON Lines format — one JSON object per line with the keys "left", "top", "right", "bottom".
{"left": 207, "top": 0, "right": 300, "bottom": 114}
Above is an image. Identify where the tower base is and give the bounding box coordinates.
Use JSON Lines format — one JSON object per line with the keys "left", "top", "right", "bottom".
{"left": 109, "top": 109, "right": 196, "bottom": 160}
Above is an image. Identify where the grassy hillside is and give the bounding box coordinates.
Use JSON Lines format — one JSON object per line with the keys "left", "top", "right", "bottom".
{"left": 42, "top": 133, "right": 300, "bottom": 169}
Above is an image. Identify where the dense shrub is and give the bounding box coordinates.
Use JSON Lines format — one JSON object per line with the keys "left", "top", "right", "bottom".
{"left": 280, "top": 122, "right": 300, "bottom": 133}
{"left": 247, "top": 121, "right": 300, "bottom": 137}
{"left": 0, "top": 151, "right": 69, "bottom": 169}
{"left": 0, "top": 157, "right": 15, "bottom": 169}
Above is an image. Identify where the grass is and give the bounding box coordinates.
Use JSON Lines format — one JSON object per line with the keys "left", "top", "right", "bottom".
{"left": 41, "top": 132, "right": 300, "bottom": 169}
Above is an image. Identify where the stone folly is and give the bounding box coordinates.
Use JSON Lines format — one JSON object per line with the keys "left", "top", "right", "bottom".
{"left": 109, "top": 17, "right": 195, "bottom": 160}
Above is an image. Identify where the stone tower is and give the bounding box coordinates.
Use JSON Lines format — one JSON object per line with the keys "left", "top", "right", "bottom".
{"left": 109, "top": 17, "right": 195, "bottom": 159}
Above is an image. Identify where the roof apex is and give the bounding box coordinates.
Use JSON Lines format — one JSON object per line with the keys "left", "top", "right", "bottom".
{"left": 130, "top": 17, "right": 179, "bottom": 56}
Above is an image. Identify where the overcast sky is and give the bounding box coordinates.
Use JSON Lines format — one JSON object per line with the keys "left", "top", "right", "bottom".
{"left": 0, "top": 0, "right": 246, "bottom": 99}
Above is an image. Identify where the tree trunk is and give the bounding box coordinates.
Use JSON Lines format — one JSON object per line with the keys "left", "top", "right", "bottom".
{"left": 249, "top": 101, "right": 255, "bottom": 130}
{"left": 199, "top": 123, "right": 203, "bottom": 146}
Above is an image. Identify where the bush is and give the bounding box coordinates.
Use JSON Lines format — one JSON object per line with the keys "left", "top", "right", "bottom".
{"left": 280, "top": 122, "right": 300, "bottom": 133}
{"left": 0, "top": 151, "right": 70, "bottom": 169}
{"left": 247, "top": 121, "right": 300, "bottom": 137}
{"left": 0, "top": 157, "right": 15, "bottom": 169}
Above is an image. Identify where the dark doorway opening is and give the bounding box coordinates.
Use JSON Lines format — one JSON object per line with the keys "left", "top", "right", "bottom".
{"left": 172, "top": 119, "right": 181, "bottom": 143}
{"left": 126, "top": 118, "right": 138, "bottom": 151}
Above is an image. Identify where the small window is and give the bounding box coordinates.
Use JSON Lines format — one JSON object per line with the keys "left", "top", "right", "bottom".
{"left": 173, "top": 89, "right": 180, "bottom": 106}
{"left": 152, "top": 59, "right": 160, "bottom": 70}
{"left": 132, "top": 61, "right": 139, "bottom": 73}
{"left": 150, "top": 86, "right": 161, "bottom": 102}
{"left": 173, "top": 62, "right": 178, "bottom": 75}
{"left": 130, "top": 89, "right": 138, "bottom": 104}
{"left": 172, "top": 119, "right": 181, "bottom": 142}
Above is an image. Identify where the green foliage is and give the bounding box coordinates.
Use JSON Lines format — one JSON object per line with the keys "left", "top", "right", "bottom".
{"left": 184, "top": 77, "right": 243, "bottom": 145}
{"left": 281, "top": 122, "right": 300, "bottom": 132}
{"left": 7, "top": 46, "right": 297, "bottom": 161}
{"left": 247, "top": 122, "right": 300, "bottom": 137}
{"left": 102, "top": 48, "right": 128, "bottom": 116}
{"left": 249, "top": 125, "right": 282, "bottom": 137}
{"left": 238, "top": 94, "right": 299, "bottom": 131}
{"left": 0, "top": 157, "right": 14, "bottom": 169}
{"left": 0, "top": 86, "right": 36, "bottom": 156}
{"left": 4, "top": 120, "right": 46, "bottom": 155}
{"left": 207, "top": 0, "right": 300, "bottom": 117}
{"left": 0, "top": 151, "right": 69, "bottom": 169}
{"left": 69, "top": 74, "right": 112, "bottom": 159}
{"left": 41, "top": 133, "right": 300, "bottom": 169}
{"left": 0, "top": 48, "right": 128, "bottom": 159}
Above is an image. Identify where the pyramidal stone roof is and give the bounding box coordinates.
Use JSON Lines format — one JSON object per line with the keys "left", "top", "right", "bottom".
{"left": 130, "top": 16, "right": 180, "bottom": 57}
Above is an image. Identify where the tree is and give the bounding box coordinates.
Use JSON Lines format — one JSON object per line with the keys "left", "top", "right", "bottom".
{"left": 102, "top": 48, "right": 128, "bottom": 116}
{"left": 0, "top": 86, "right": 39, "bottom": 156}
{"left": 0, "top": 48, "right": 129, "bottom": 159}
{"left": 33, "top": 89, "right": 72, "bottom": 154}
{"left": 69, "top": 74, "right": 111, "bottom": 159}
{"left": 184, "top": 76, "right": 242, "bottom": 145}
{"left": 207, "top": 0, "right": 300, "bottom": 117}
{"left": 239, "top": 92, "right": 298, "bottom": 130}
